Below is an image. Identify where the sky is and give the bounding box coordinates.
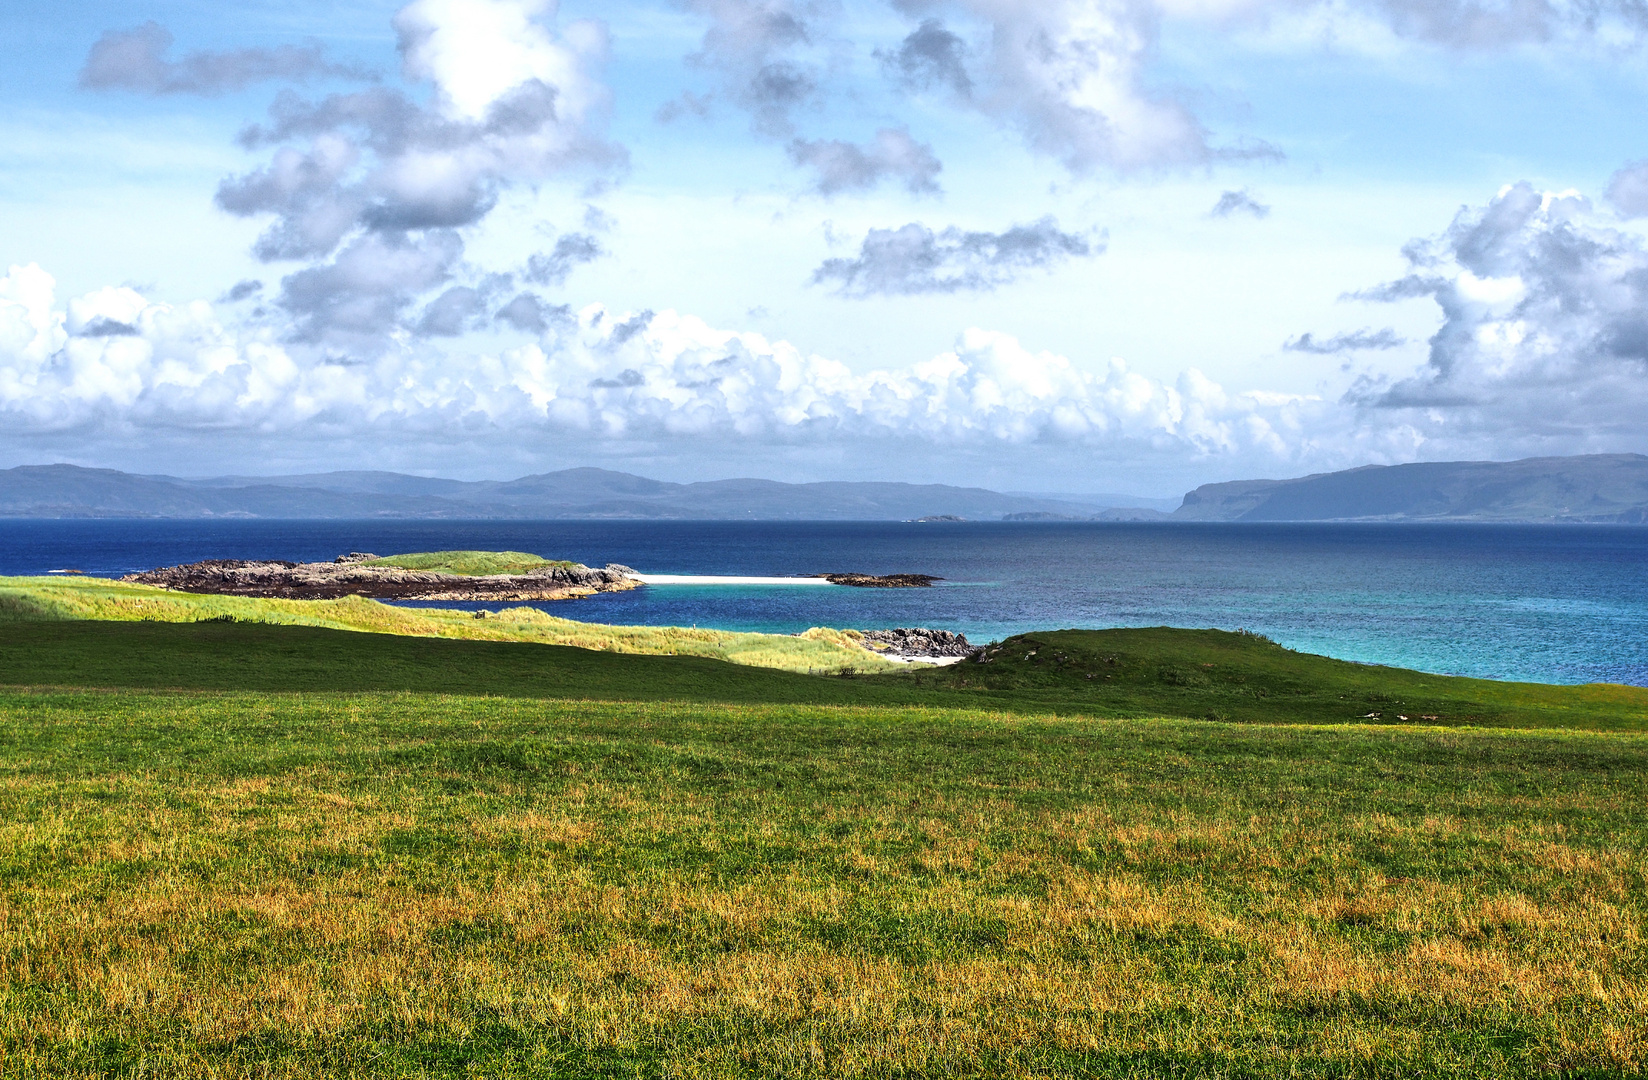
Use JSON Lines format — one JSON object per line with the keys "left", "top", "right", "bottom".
{"left": 4, "top": 0, "right": 1648, "bottom": 494}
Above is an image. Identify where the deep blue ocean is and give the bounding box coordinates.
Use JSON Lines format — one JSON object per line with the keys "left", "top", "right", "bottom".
{"left": 2, "top": 518, "right": 1646, "bottom": 687}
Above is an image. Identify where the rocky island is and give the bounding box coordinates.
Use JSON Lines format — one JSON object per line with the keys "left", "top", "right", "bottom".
{"left": 124, "top": 551, "right": 641, "bottom": 602}
{"left": 818, "top": 573, "right": 940, "bottom": 587}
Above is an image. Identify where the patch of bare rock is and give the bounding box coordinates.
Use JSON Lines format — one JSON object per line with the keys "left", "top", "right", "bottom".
{"left": 123, "top": 556, "right": 641, "bottom": 602}
{"left": 858, "top": 627, "right": 975, "bottom": 659}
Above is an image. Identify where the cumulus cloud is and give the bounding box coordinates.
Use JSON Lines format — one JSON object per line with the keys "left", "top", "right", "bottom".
{"left": 1605, "top": 160, "right": 1648, "bottom": 218}
{"left": 812, "top": 217, "right": 1099, "bottom": 296}
{"left": 212, "top": 0, "right": 620, "bottom": 352}
{"left": 1343, "top": 181, "right": 1648, "bottom": 447}
{"left": 681, "top": 0, "right": 828, "bottom": 136}
{"left": 524, "top": 233, "right": 605, "bottom": 286}
{"left": 883, "top": 0, "right": 1271, "bottom": 171}
{"left": 786, "top": 128, "right": 942, "bottom": 194}
{"left": 1211, "top": 189, "right": 1270, "bottom": 218}
{"left": 0, "top": 262, "right": 1316, "bottom": 471}
{"left": 1284, "top": 328, "right": 1405, "bottom": 353}
{"left": 877, "top": 17, "right": 972, "bottom": 97}
{"left": 79, "top": 22, "right": 369, "bottom": 95}
{"left": 415, "top": 285, "right": 488, "bottom": 336}
{"left": 495, "top": 292, "right": 571, "bottom": 333}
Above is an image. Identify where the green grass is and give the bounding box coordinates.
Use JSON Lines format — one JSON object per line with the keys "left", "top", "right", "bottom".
{"left": 0, "top": 687, "right": 1643, "bottom": 1077}
{"left": 2, "top": 612, "right": 1645, "bottom": 732}
{"left": 912, "top": 627, "right": 1648, "bottom": 732}
{"left": 360, "top": 550, "right": 578, "bottom": 575}
{"left": 1, "top": 600, "right": 1646, "bottom": 1076}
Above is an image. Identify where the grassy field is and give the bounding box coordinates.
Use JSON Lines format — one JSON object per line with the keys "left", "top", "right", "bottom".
{"left": 0, "top": 599, "right": 1644, "bottom": 1076}
{"left": 360, "top": 551, "right": 578, "bottom": 576}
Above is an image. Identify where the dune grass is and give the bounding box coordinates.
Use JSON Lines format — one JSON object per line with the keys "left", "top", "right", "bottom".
{"left": 0, "top": 575, "right": 896, "bottom": 674}
{"left": 360, "top": 550, "right": 577, "bottom": 576}
{"left": 0, "top": 686, "right": 1643, "bottom": 1078}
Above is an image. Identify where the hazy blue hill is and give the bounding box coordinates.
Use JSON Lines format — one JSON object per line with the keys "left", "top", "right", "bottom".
{"left": 0, "top": 464, "right": 1110, "bottom": 520}
{"left": 0, "top": 465, "right": 228, "bottom": 517}
{"left": 1, "top": 466, "right": 465, "bottom": 518}
{"left": 178, "top": 471, "right": 480, "bottom": 498}
{"left": 1174, "top": 454, "right": 1648, "bottom": 522}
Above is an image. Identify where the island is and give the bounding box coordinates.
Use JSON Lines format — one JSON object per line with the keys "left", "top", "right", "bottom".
{"left": 124, "top": 550, "right": 641, "bottom": 602}
{"left": 818, "top": 573, "right": 940, "bottom": 587}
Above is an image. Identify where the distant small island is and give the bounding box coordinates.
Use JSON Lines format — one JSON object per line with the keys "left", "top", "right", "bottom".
{"left": 819, "top": 573, "right": 939, "bottom": 588}
{"left": 126, "top": 551, "right": 640, "bottom": 602}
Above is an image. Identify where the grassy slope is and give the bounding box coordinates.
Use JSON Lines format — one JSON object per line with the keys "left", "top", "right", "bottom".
{"left": 912, "top": 627, "right": 1648, "bottom": 732}
{"left": 2, "top": 615, "right": 1645, "bottom": 731}
{"left": 1, "top": 689, "right": 1644, "bottom": 1077}
{"left": 2, "top": 608, "right": 1646, "bottom": 1075}
{"left": 361, "top": 550, "right": 576, "bottom": 575}
{"left": 0, "top": 576, "right": 894, "bottom": 674}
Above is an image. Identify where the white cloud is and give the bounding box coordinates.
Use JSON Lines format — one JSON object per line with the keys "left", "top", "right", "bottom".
{"left": 885, "top": 0, "right": 1230, "bottom": 171}
{"left": 1345, "top": 181, "right": 1648, "bottom": 453}
{"left": 215, "top": 0, "right": 620, "bottom": 351}
{"left": 395, "top": 0, "right": 611, "bottom": 124}
{"left": 0, "top": 262, "right": 1316, "bottom": 470}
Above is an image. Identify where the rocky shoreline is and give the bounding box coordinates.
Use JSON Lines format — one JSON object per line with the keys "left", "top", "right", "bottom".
{"left": 123, "top": 555, "right": 642, "bottom": 602}
{"left": 857, "top": 627, "right": 975, "bottom": 660}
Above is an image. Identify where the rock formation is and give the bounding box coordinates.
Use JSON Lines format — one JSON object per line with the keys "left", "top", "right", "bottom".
{"left": 857, "top": 627, "right": 975, "bottom": 658}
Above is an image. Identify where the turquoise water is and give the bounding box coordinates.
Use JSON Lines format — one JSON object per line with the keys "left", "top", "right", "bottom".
{"left": 2, "top": 519, "right": 1645, "bottom": 686}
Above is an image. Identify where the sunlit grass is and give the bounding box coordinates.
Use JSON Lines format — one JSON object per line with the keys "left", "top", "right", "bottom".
{"left": 360, "top": 550, "right": 577, "bottom": 575}
{"left": 0, "top": 576, "right": 896, "bottom": 674}
{"left": 0, "top": 689, "right": 1643, "bottom": 1077}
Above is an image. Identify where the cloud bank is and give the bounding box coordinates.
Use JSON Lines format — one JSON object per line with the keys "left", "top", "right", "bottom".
{"left": 0, "top": 261, "right": 1313, "bottom": 471}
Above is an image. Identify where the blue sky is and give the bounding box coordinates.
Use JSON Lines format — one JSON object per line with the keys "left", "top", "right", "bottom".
{"left": 4, "top": 0, "right": 1648, "bottom": 494}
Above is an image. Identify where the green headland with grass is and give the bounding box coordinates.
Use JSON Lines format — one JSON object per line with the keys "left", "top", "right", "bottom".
{"left": 0, "top": 571, "right": 1643, "bottom": 1077}
{"left": 359, "top": 550, "right": 579, "bottom": 576}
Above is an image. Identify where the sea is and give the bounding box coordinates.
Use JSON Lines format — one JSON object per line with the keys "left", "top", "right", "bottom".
{"left": 2, "top": 518, "right": 1646, "bottom": 687}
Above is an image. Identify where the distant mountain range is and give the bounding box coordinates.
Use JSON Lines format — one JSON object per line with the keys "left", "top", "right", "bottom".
{"left": 1173, "top": 454, "right": 1648, "bottom": 523}
{"left": 3, "top": 454, "right": 1646, "bottom": 521}
{"left": 0, "top": 465, "right": 1130, "bottom": 521}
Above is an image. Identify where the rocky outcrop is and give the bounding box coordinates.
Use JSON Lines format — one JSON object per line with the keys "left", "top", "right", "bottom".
{"left": 821, "top": 573, "right": 940, "bottom": 588}
{"left": 123, "top": 557, "right": 640, "bottom": 602}
{"left": 858, "top": 627, "right": 975, "bottom": 658}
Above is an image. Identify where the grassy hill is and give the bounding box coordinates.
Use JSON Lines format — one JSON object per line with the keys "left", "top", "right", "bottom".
{"left": 1, "top": 595, "right": 1645, "bottom": 1076}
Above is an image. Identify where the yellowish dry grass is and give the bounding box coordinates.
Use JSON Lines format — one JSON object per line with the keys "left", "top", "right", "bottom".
{"left": 0, "top": 575, "right": 895, "bottom": 674}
